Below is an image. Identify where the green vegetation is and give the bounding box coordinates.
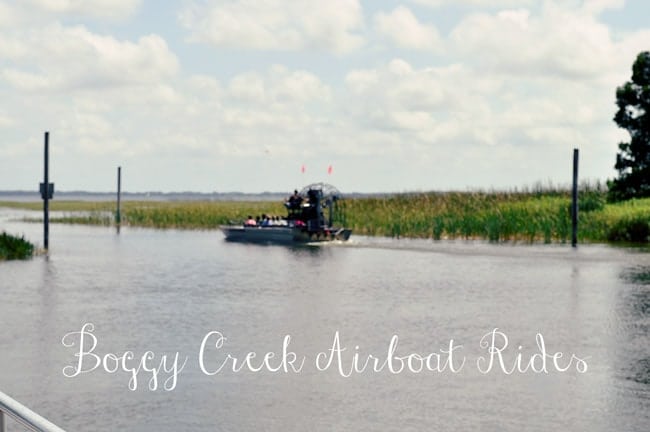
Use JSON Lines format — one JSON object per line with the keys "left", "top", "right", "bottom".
{"left": 123, "top": 201, "right": 285, "bottom": 229}
{"left": 0, "top": 232, "right": 34, "bottom": 260}
{"left": 342, "top": 190, "right": 649, "bottom": 243}
{"left": 1, "top": 187, "right": 649, "bottom": 243}
{"left": 0, "top": 200, "right": 286, "bottom": 230}
{"left": 50, "top": 213, "right": 113, "bottom": 226}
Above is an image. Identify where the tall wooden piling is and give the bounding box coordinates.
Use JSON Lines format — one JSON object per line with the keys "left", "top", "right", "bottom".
{"left": 43, "top": 132, "right": 49, "bottom": 250}
{"left": 571, "top": 148, "right": 579, "bottom": 247}
{"left": 116, "top": 166, "right": 122, "bottom": 225}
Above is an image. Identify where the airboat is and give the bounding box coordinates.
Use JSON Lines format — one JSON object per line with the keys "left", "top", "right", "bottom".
{"left": 220, "top": 183, "right": 352, "bottom": 244}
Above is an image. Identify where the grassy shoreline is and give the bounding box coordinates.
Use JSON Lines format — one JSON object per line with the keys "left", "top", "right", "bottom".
{"left": 343, "top": 191, "right": 650, "bottom": 243}
{"left": 0, "top": 232, "right": 34, "bottom": 260}
{"left": 1, "top": 190, "right": 649, "bottom": 243}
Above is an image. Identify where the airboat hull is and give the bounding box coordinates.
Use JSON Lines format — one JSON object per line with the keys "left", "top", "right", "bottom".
{"left": 221, "top": 226, "right": 351, "bottom": 244}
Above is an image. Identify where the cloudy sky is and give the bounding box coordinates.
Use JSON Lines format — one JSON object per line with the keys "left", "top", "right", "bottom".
{"left": 0, "top": 0, "right": 648, "bottom": 193}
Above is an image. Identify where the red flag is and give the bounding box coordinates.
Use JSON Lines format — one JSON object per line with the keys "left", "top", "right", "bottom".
{"left": 327, "top": 165, "right": 333, "bottom": 175}
{"left": 301, "top": 164, "right": 305, "bottom": 173}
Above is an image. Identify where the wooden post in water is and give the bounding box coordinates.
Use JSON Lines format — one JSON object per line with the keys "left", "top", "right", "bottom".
{"left": 571, "top": 148, "right": 579, "bottom": 247}
{"left": 43, "top": 132, "right": 50, "bottom": 250}
{"left": 116, "top": 166, "right": 122, "bottom": 226}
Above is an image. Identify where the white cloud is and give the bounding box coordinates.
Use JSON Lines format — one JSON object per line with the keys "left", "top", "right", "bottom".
{"left": 228, "top": 73, "right": 266, "bottom": 104}
{"left": 345, "top": 59, "right": 476, "bottom": 134}
{"left": 0, "top": 2, "right": 18, "bottom": 27}
{"left": 2, "top": 69, "right": 52, "bottom": 91}
{"left": 208, "top": 66, "right": 333, "bottom": 155}
{"left": 374, "top": 6, "right": 442, "bottom": 52}
{"left": 410, "top": 0, "right": 533, "bottom": 8}
{"left": 0, "top": 24, "right": 178, "bottom": 92}
{"left": 339, "top": 53, "right": 627, "bottom": 189}
{"left": 0, "top": 17, "right": 181, "bottom": 164}
{"left": 581, "top": 0, "right": 625, "bottom": 14}
{"left": 23, "top": 0, "right": 141, "bottom": 20}
{"left": 1, "top": 0, "right": 648, "bottom": 192}
{"left": 227, "top": 65, "right": 330, "bottom": 105}
{"left": 179, "top": 0, "right": 365, "bottom": 54}
{"left": 0, "top": 112, "right": 13, "bottom": 128}
{"left": 449, "top": 4, "right": 627, "bottom": 81}
{"left": 267, "top": 65, "right": 332, "bottom": 104}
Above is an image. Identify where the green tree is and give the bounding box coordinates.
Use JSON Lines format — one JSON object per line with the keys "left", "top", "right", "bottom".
{"left": 609, "top": 51, "right": 650, "bottom": 201}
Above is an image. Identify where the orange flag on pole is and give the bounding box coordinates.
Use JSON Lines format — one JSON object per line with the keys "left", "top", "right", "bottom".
{"left": 327, "top": 165, "right": 333, "bottom": 175}
{"left": 301, "top": 164, "right": 305, "bottom": 173}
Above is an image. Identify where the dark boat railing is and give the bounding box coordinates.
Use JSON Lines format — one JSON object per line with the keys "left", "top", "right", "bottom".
{"left": 0, "top": 390, "right": 66, "bottom": 432}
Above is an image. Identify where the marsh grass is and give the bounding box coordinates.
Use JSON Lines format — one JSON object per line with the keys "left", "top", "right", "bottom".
{"left": 342, "top": 192, "right": 573, "bottom": 242}
{"left": 343, "top": 189, "right": 650, "bottom": 243}
{"left": 4, "top": 201, "right": 285, "bottom": 229}
{"left": 123, "top": 201, "right": 286, "bottom": 228}
{"left": 50, "top": 213, "right": 113, "bottom": 226}
{"left": 2, "top": 187, "right": 649, "bottom": 243}
{"left": 0, "top": 232, "right": 34, "bottom": 260}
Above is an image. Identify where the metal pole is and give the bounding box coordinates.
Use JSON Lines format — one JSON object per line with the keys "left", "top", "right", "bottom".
{"left": 116, "top": 166, "right": 121, "bottom": 225}
{"left": 1, "top": 410, "right": 6, "bottom": 432}
{"left": 571, "top": 148, "right": 579, "bottom": 247}
{"left": 44, "top": 132, "right": 49, "bottom": 250}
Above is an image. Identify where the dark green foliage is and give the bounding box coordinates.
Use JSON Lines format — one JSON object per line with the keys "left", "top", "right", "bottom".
{"left": 563, "top": 191, "right": 605, "bottom": 230}
{"left": 607, "top": 215, "right": 650, "bottom": 243}
{"left": 0, "top": 232, "right": 34, "bottom": 260}
{"left": 609, "top": 51, "right": 650, "bottom": 201}
{"left": 579, "top": 192, "right": 606, "bottom": 212}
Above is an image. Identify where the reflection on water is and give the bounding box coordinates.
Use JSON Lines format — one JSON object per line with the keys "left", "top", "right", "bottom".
{"left": 630, "top": 358, "right": 650, "bottom": 385}
{"left": 617, "top": 265, "right": 650, "bottom": 388}
{"left": 0, "top": 209, "right": 649, "bottom": 432}
{"left": 621, "top": 265, "right": 650, "bottom": 286}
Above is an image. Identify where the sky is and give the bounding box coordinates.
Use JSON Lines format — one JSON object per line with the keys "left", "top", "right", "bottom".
{"left": 0, "top": 0, "right": 649, "bottom": 193}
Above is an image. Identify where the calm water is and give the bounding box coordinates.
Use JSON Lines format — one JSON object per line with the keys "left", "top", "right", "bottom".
{"left": 1, "top": 208, "right": 649, "bottom": 431}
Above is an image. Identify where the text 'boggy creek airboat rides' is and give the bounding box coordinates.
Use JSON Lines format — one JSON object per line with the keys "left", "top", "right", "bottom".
{"left": 221, "top": 183, "right": 352, "bottom": 244}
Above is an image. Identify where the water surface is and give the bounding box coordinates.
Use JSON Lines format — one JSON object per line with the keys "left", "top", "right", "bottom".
{"left": 1, "top": 208, "right": 648, "bottom": 431}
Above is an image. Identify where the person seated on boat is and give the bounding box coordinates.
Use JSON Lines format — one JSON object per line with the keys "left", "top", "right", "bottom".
{"left": 261, "top": 214, "right": 272, "bottom": 227}
{"left": 244, "top": 215, "right": 257, "bottom": 227}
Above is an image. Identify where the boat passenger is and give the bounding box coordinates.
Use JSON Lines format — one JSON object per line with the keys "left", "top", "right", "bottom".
{"left": 261, "top": 214, "right": 272, "bottom": 226}
{"left": 244, "top": 215, "right": 256, "bottom": 226}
